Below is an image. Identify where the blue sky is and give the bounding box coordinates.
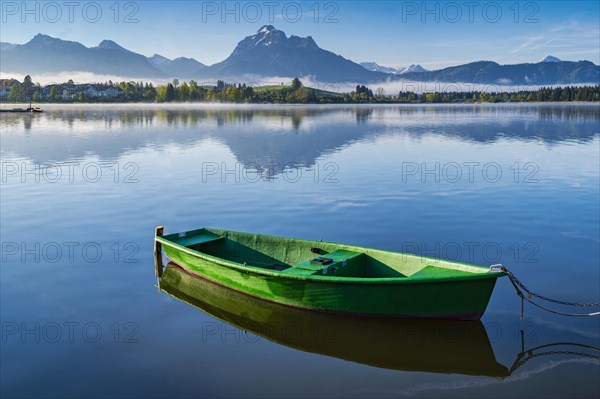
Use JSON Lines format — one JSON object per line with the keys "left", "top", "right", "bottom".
{"left": 1, "top": 1, "right": 598, "bottom": 69}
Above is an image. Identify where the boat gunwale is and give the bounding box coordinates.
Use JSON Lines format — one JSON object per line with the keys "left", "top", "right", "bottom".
{"left": 155, "top": 228, "right": 506, "bottom": 285}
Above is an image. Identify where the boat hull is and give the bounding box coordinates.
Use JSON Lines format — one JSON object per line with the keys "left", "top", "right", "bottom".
{"left": 162, "top": 244, "right": 499, "bottom": 320}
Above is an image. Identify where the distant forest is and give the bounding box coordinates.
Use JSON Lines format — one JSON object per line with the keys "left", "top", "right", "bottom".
{"left": 2, "top": 76, "right": 599, "bottom": 104}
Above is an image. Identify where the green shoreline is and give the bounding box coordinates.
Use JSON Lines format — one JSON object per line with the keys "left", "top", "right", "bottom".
{"left": 2, "top": 75, "right": 598, "bottom": 104}
{"left": 2, "top": 100, "right": 598, "bottom": 105}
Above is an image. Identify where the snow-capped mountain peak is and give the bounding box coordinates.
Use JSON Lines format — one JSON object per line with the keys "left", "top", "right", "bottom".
{"left": 211, "top": 26, "right": 383, "bottom": 82}
{"left": 149, "top": 54, "right": 171, "bottom": 66}
{"left": 97, "top": 40, "right": 127, "bottom": 51}
{"left": 360, "top": 62, "right": 428, "bottom": 74}
{"left": 258, "top": 25, "right": 275, "bottom": 34}
{"left": 251, "top": 25, "right": 285, "bottom": 47}
{"left": 30, "top": 33, "right": 57, "bottom": 43}
{"left": 360, "top": 62, "right": 400, "bottom": 74}
{"left": 232, "top": 25, "right": 317, "bottom": 52}
{"left": 541, "top": 55, "right": 562, "bottom": 63}
{"left": 400, "top": 64, "right": 428, "bottom": 74}
{"left": 26, "top": 33, "right": 85, "bottom": 50}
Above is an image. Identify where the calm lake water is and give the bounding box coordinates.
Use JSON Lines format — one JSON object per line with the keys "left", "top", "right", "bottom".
{"left": 1, "top": 104, "right": 599, "bottom": 398}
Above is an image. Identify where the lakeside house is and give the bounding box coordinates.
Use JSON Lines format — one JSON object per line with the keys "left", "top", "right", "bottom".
{"left": 61, "top": 87, "right": 76, "bottom": 100}
{"left": 60, "top": 84, "right": 124, "bottom": 99}
{"left": 0, "top": 79, "right": 19, "bottom": 97}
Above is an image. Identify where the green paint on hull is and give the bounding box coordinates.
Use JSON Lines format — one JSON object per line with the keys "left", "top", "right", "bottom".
{"left": 156, "top": 228, "right": 505, "bottom": 320}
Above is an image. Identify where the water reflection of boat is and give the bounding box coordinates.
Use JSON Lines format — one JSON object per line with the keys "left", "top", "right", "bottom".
{"left": 159, "top": 263, "right": 509, "bottom": 377}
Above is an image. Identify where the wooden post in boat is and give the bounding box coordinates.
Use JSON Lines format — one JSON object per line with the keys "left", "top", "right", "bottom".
{"left": 154, "top": 226, "right": 164, "bottom": 278}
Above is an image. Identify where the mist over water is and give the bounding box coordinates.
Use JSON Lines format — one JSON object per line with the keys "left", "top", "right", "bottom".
{"left": 4, "top": 70, "right": 595, "bottom": 94}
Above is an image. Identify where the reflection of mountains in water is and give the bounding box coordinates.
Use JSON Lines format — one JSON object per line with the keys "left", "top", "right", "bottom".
{"left": 1, "top": 106, "right": 598, "bottom": 174}
{"left": 160, "top": 263, "right": 509, "bottom": 377}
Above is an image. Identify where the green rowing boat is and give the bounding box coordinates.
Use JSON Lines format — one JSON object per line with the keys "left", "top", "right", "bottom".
{"left": 155, "top": 227, "right": 506, "bottom": 320}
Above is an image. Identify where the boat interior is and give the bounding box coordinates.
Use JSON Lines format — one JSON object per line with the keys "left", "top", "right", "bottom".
{"left": 162, "top": 228, "right": 487, "bottom": 279}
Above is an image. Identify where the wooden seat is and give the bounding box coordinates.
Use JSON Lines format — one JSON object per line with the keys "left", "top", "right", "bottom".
{"left": 171, "top": 230, "right": 224, "bottom": 247}
{"left": 283, "top": 249, "right": 364, "bottom": 276}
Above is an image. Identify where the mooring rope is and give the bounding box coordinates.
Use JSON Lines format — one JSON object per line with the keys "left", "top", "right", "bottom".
{"left": 496, "top": 265, "right": 600, "bottom": 317}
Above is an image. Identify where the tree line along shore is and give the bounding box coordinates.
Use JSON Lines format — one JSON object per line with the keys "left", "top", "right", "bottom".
{"left": 1, "top": 76, "right": 599, "bottom": 104}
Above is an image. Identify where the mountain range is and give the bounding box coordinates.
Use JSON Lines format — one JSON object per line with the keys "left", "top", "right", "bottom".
{"left": 1, "top": 26, "right": 598, "bottom": 85}
{"left": 360, "top": 62, "right": 428, "bottom": 74}
{"left": 148, "top": 54, "right": 207, "bottom": 78}
{"left": 0, "top": 34, "right": 162, "bottom": 78}
{"left": 398, "top": 60, "right": 599, "bottom": 85}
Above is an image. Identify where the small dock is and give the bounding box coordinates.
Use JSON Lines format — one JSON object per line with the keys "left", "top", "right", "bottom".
{"left": 0, "top": 107, "right": 43, "bottom": 113}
